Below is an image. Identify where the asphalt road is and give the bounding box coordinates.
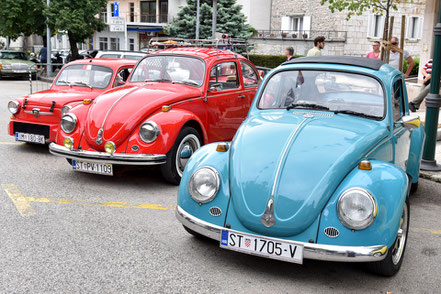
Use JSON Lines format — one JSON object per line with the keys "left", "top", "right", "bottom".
{"left": 1, "top": 79, "right": 441, "bottom": 293}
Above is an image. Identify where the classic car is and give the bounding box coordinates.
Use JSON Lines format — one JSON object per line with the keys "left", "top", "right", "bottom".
{"left": 0, "top": 50, "right": 37, "bottom": 79}
{"left": 7, "top": 58, "right": 137, "bottom": 144}
{"left": 176, "top": 56, "right": 425, "bottom": 276}
{"left": 48, "top": 47, "right": 261, "bottom": 184}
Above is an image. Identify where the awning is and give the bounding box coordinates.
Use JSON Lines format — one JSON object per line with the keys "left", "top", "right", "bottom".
{"left": 127, "top": 27, "right": 163, "bottom": 32}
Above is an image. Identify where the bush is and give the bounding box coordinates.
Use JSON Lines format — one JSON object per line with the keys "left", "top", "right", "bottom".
{"left": 248, "top": 54, "right": 303, "bottom": 69}
{"left": 404, "top": 57, "right": 419, "bottom": 76}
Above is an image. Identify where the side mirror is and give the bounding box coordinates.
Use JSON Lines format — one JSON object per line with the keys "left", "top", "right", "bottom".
{"left": 208, "top": 83, "right": 222, "bottom": 93}
{"left": 397, "top": 115, "right": 421, "bottom": 129}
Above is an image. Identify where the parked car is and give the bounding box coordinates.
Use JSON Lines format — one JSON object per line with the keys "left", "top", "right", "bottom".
{"left": 48, "top": 47, "right": 261, "bottom": 184}
{"left": 175, "top": 56, "right": 425, "bottom": 276}
{"left": 0, "top": 50, "right": 37, "bottom": 79}
{"left": 95, "top": 51, "right": 146, "bottom": 60}
{"left": 7, "top": 58, "right": 137, "bottom": 144}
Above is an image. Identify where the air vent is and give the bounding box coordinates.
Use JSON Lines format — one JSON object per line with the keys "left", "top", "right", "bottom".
{"left": 131, "top": 145, "right": 139, "bottom": 151}
{"left": 293, "top": 111, "right": 333, "bottom": 117}
{"left": 324, "top": 227, "right": 340, "bottom": 238}
{"left": 209, "top": 206, "right": 222, "bottom": 217}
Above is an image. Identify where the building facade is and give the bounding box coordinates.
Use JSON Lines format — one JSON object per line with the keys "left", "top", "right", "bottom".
{"left": 236, "top": 0, "right": 272, "bottom": 31}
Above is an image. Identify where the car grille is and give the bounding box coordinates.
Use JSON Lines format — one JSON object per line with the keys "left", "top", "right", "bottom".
{"left": 13, "top": 122, "right": 50, "bottom": 138}
{"left": 12, "top": 63, "right": 29, "bottom": 71}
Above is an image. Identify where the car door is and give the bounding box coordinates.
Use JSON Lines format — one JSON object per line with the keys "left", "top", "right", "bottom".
{"left": 240, "top": 61, "right": 260, "bottom": 116}
{"left": 392, "top": 77, "right": 412, "bottom": 171}
{"left": 205, "top": 60, "right": 244, "bottom": 142}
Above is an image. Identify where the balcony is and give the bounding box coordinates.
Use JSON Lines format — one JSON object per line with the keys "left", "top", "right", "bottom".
{"left": 253, "top": 30, "right": 347, "bottom": 42}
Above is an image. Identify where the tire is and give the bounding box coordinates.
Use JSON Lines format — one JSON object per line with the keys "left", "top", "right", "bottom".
{"left": 410, "top": 181, "right": 418, "bottom": 194}
{"left": 366, "top": 199, "right": 409, "bottom": 277}
{"left": 66, "top": 158, "right": 72, "bottom": 165}
{"left": 161, "top": 126, "right": 202, "bottom": 185}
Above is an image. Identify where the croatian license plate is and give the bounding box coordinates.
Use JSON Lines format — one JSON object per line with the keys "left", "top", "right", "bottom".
{"left": 72, "top": 160, "right": 113, "bottom": 176}
{"left": 15, "top": 132, "right": 45, "bottom": 144}
{"left": 220, "top": 230, "right": 303, "bottom": 264}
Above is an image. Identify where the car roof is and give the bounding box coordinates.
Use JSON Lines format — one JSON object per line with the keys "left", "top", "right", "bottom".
{"left": 151, "top": 47, "right": 247, "bottom": 61}
{"left": 284, "top": 56, "right": 385, "bottom": 70}
{"left": 67, "top": 58, "right": 138, "bottom": 67}
{"left": 96, "top": 51, "right": 146, "bottom": 56}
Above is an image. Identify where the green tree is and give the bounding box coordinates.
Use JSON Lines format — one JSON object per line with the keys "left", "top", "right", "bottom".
{"left": 165, "top": 0, "right": 253, "bottom": 39}
{"left": 45, "top": 0, "right": 107, "bottom": 59}
{"left": 0, "top": 0, "right": 46, "bottom": 41}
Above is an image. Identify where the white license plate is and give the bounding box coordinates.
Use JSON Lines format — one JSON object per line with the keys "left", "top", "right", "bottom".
{"left": 220, "top": 230, "right": 303, "bottom": 264}
{"left": 13, "top": 70, "right": 27, "bottom": 73}
{"left": 72, "top": 160, "right": 113, "bottom": 176}
{"left": 15, "top": 132, "right": 45, "bottom": 144}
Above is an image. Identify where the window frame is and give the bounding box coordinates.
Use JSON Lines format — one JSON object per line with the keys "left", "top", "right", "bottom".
{"left": 240, "top": 61, "right": 259, "bottom": 88}
{"left": 209, "top": 61, "right": 241, "bottom": 92}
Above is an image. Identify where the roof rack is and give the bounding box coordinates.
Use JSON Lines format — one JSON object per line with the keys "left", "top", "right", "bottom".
{"left": 147, "top": 36, "right": 249, "bottom": 59}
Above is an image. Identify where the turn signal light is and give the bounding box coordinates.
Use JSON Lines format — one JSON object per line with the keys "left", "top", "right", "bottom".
{"left": 0, "top": 65, "right": 2, "bottom": 70}
{"left": 358, "top": 160, "right": 372, "bottom": 170}
{"left": 83, "top": 99, "right": 92, "bottom": 105}
{"left": 162, "top": 105, "right": 171, "bottom": 112}
{"left": 63, "top": 137, "right": 74, "bottom": 150}
{"left": 216, "top": 143, "right": 229, "bottom": 152}
{"left": 104, "top": 141, "right": 116, "bottom": 154}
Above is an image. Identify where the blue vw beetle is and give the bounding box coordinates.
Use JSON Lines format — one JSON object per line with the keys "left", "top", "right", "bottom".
{"left": 176, "top": 56, "right": 424, "bottom": 276}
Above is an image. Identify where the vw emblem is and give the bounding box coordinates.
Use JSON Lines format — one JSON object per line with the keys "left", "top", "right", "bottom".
{"left": 32, "top": 108, "right": 40, "bottom": 118}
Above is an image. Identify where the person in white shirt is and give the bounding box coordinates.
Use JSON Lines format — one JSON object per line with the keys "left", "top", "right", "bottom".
{"left": 388, "top": 37, "right": 415, "bottom": 78}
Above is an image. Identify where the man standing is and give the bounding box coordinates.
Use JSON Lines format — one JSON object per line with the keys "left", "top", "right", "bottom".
{"left": 409, "top": 59, "right": 433, "bottom": 112}
{"left": 285, "top": 47, "right": 295, "bottom": 61}
{"left": 388, "top": 37, "right": 415, "bottom": 78}
{"left": 366, "top": 41, "right": 381, "bottom": 59}
{"left": 307, "top": 36, "right": 325, "bottom": 57}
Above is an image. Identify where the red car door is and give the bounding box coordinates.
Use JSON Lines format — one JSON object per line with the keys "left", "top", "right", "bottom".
{"left": 205, "top": 60, "right": 244, "bottom": 142}
{"left": 239, "top": 61, "right": 260, "bottom": 116}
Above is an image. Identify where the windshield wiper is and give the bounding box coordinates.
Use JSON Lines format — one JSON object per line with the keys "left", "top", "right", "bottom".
{"left": 286, "top": 103, "right": 330, "bottom": 111}
{"left": 144, "top": 78, "right": 172, "bottom": 83}
{"left": 173, "top": 80, "right": 199, "bottom": 86}
{"left": 57, "top": 80, "right": 72, "bottom": 86}
{"left": 333, "top": 109, "right": 380, "bottom": 119}
{"left": 73, "top": 81, "right": 92, "bottom": 88}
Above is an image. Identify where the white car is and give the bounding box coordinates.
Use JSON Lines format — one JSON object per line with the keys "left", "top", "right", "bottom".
{"left": 95, "top": 51, "right": 146, "bottom": 60}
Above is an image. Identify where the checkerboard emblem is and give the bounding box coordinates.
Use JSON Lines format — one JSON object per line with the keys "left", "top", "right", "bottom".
{"left": 245, "top": 238, "right": 251, "bottom": 247}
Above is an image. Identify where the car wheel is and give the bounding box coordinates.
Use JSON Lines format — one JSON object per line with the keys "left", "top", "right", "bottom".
{"left": 366, "top": 199, "right": 409, "bottom": 277}
{"left": 410, "top": 181, "right": 418, "bottom": 194}
{"left": 161, "top": 126, "right": 201, "bottom": 185}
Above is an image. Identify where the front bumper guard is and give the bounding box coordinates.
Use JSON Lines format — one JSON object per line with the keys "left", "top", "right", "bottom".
{"left": 176, "top": 205, "right": 388, "bottom": 263}
{"left": 49, "top": 143, "right": 167, "bottom": 165}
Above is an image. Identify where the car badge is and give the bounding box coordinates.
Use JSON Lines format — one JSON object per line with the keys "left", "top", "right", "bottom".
{"left": 261, "top": 198, "right": 276, "bottom": 228}
{"left": 32, "top": 108, "right": 40, "bottom": 118}
{"left": 96, "top": 128, "right": 104, "bottom": 145}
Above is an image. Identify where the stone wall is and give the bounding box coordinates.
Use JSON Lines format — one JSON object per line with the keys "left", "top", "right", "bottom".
{"left": 249, "top": 38, "right": 345, "bottom": 56}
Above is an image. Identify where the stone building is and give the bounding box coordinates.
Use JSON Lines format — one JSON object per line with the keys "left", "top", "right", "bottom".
{"left": 249, "top": 0, "right": 427, "bottom": 58}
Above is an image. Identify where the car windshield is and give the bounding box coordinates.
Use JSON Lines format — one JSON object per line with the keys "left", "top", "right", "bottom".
{"left": 0, "top": 51, "right": 27, "bottom": 60}
{"left": 55, "top": 64, "right": 113, "bottom": 89}
{"left": 130, "top": 55, "right": 205, "bottom": 87}
{"left": 259, "top": 70, "right": 385, "bottom": 119}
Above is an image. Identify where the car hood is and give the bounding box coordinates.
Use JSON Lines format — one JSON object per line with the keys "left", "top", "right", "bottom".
{"left": 229, "top": 110, "right": 388, "bottom": 237}
{"left": 18, "top": 88, "right": 101, "bottom": 108}
{"left": 83, "top": 83, "right": 202, "bottom": 150}
{"left": 0, "top": 59, "right": 34, "bottom": 65}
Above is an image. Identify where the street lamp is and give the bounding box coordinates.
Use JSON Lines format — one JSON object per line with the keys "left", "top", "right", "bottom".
{"left": 421, "top": 1, "right": 441, "bottom": 171}
{"left": 212, "top": 0, "right": 217, "bottom": 39}
{"left": 196, "top": 0, "right": 200, "bottom": 39}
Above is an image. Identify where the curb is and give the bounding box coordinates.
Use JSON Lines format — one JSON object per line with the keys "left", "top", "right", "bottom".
{"left": 420, "top": 171, "right": 441, "bottom": 183}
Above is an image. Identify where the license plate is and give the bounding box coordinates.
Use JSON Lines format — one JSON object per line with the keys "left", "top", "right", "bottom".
{"left": 13, "top": 70, "right": 27, "bottom": 73}
{"left": 220, "top": 230, "right": 303, "bottom": 264}
{"left": 72, "top": 160, "right": 113, "bottom": 176}
{"left": 15, "top": 132, "right": 45, "bottom": 144}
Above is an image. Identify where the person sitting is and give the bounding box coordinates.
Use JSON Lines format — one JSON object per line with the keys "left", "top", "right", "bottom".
{"left": 409, "top": 59, "right": 434, "bottom": 112}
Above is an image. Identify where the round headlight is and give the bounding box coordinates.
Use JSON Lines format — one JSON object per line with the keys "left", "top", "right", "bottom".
{"left": 61, "top": 105, "right": 72, "bottom": 116}
{"left": 8, "top": 101, "right": 19, "bottom": 114}
{"left": 139, "top": 121, "right": 159, "bottom": 143}
{"left": 60, "top": 113, "right": 77, "bottom": 134}
{"left": 189, "top": 167, "right": 220, "bottom": 203}
{"left": 337, "top": 188, "right": 377, "bottom": 230}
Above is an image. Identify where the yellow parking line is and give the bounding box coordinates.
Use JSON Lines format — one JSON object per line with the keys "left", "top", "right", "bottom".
{"left": 411, "top": 227, "right": 441, "bottom": 235}
{"left": 0, "top": 142, "right": 25, "bottom": 145}
{"left": 1, "top": 184, "right": 35, "bottom": 217}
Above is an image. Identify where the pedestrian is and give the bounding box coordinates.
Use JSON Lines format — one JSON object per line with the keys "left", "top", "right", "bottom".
{"left": 409, "top": 59, "right": 434, "bottom": 112}
{"left": 285, "top": 47, "right": 295, "bottom": 61}
{"left": 388, "top": 37, "right": 415, "bottom": 78}
{"left": 366, "top": 41, "right": 381, "bottom": 59}
{"left": 38, "top": 46, "right": 47, "bottom": 74}
{"left": 307, "top": 36, "right": 325, "bottom": 57}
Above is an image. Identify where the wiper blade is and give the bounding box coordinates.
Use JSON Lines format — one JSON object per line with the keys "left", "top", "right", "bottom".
{"left": 173, "top": 80, "right": 199, "bottom": 86}
{"left": 57, "top": 80, "right": 72, "bottom": 86}
{"left": 286, "top": 103, "right": 330, "bottom": 111}
{"left": 333, "top": 109, "right": 380, "bottom": 119}
{"left": 73, "top": 81, "right": 92, "bottom": 88}
{"left": 144, "top": 78, "right": 172, "bottom": 83}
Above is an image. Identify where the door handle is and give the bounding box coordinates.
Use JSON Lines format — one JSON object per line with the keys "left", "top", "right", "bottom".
{"left": 238, "top": 95, "right": 246, "bottom": 99}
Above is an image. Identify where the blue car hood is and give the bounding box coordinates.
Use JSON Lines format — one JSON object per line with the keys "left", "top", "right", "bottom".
{"left": 229, "top": 110, "right": 388, "bottom": 237}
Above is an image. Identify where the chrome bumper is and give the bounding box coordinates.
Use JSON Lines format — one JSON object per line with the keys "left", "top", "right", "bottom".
{"left": 49, "top": 143, "right": 167, "bottom": 165}
{"left": 176, "top": 205, "right": 388, "bottom": 262}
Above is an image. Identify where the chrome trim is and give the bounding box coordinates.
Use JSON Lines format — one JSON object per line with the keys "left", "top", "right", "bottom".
{"left": 60, "top": 113, "right": 77, "bottom": 134}
{"left": 260, "top": 198, "right": 276, "bottom": 227}
{"left": 49, "top": 143, "right": 167, "bottom": 165}
{"left": 188, "top": 166, "right": 220, "bottom": 203}
{"left": 271, "top": 117, "right": 309, "bottom": 197}
{"left": 139, "top": 121, "right": 159, "bottom": 143}
{"left": 176, "top": 206, "right": 388, "bottom": 262}
{"left": 24, "top": 110, "right": 54, "bottom": 116}
{"left": 104, "top": 141, "right": 116, "bottom": 154}
{"left": 337, "top": 188, "right": 377, "bottom": 230}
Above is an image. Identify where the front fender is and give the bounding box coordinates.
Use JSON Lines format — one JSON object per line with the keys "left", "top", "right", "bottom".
{"left": 318, "top": 160, "right": 408, "bottom": 248}
{"left": 177, "top": 143, "right": 230, "bottom": 228}
{"left": 54, "top": 104, "right": 91, "bottom": 147}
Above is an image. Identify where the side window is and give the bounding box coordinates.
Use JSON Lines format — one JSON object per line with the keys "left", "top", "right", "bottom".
{"left": 209, "top": 62, "right": 239, "bottom": 91}
{"left": 241, "top": 62, "right": 259, "bottom": 87}
{"left": 114, "top": 68, "right": 133, "bottom": 87}
{"left": 392, "top": 79, "right": 405, "bottom": 122}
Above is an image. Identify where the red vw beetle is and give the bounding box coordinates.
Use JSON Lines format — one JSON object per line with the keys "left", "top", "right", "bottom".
{"left": 49, "top": 47, "right": 261, "bottom": 184}
{"left": 7, "top": 59, "right": 137, "bottom": 144}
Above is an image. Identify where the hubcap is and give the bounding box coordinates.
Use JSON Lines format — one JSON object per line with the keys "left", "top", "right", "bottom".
{"left": 175, "top": 134, "right": 200, "bottom": 177}
{"left": 392, "top": 203, "right": 408, "bottom": 265}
